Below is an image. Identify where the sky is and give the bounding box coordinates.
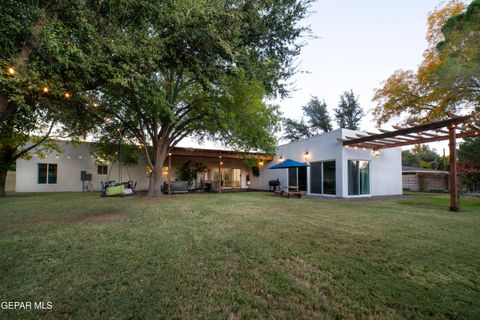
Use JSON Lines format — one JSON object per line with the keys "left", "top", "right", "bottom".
{"left": 179, "top": 0, "right": 451, "bottom": 153}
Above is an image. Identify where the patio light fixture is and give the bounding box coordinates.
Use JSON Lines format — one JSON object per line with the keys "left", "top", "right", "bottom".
{"left": 304, "top": 151, "right": 310, "bottom": 161}
{"left": 372, "top": 149, "right": 380, "bottom": 157}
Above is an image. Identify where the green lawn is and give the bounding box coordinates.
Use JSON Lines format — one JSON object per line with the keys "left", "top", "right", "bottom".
{"left": 1, "top": 192, "right": 479, "bottom": 319}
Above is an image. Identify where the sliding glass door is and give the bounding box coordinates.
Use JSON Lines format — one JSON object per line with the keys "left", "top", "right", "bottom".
{"left": 348, "top": 160, "right": 370, "bottom": 195}
{"left": 288, "top": 167, "right": 307, "bottom": 191}
{"left": 309, "top": 161, "right": 336, "bottom": 195}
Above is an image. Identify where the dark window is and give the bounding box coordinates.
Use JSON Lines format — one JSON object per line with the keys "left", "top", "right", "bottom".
{"left": 38, "top": 164, "right": 47, "bottom": 184}
{"left": 97, "top": 165, "right": 108, "bottom": 175}
{"left": 38, "top": 164, "right": 57, "bottom": 184}
{"left": 298, "top": 167, "right": 307, "bottom": 191}
{"left": 348, "top": 160, "right": 370, "bottom": 195}
{"left": 322, "top": 161, "right": 336, "bottom": 195}
{"left": 288, "top": 167, "right": 298, "bottom": 188}
{"left": 310, "top": 162, "right": 322, "bottom": 194}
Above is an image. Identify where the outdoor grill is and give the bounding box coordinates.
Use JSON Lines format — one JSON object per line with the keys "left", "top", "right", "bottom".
{"left": 268, "top": 179, "right": 281, "bottom": 191}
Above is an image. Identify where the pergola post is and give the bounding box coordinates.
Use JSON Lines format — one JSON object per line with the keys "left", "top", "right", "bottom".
{"left": 448, "top": 126, "right": 459, "bottom": 212}
{"left": 218, "top": 155, "right": 222, "bottom": 193}
{"left": 168, "top": 152, "right": 172, "bottom": 195}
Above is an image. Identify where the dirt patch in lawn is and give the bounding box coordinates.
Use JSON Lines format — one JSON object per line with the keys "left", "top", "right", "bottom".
{"left": 82, "top": 212, "right": 129, "bottom": 223}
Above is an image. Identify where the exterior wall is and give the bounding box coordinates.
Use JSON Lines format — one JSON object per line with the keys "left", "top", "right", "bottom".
{"left": 16, "top": 142, "right": 151, "bottom": 192}
{"left": 257, "top": 129, "right": 403, "bottom": 197}
{"left": 402, "top": 173, "right": 418, "bottom": 191}
{"left": 261, "top": 130, "right": 343, "bottom": 196}
{"left": 5, "top": 171, "right": 16, "bottom": 192}
{"left": 402, "top": 172, "right": 448, "bottom": 192}
{"left": 15, "top": 142, "right": 255, "bottom": 193}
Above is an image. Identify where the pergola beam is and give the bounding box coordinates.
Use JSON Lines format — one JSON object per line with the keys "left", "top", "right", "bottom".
{"left": 343, "top": 115, "right": 471, "bottom": 146}
{"left": 373, "top": 130, "right": 479, "bottom": 149}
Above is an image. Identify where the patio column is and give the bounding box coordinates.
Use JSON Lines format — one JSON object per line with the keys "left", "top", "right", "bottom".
{"left": 448, "top": 126, "right": 459, "bottom": 212}
{"left": 218, "top": 155, "right": 222, "bottom": 193}
{"left": 168, "top": 152, "right": 172, "bottom": 195}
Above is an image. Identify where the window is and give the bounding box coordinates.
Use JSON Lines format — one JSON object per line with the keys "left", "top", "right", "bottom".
{"left": 348, "top": 160, "right": 370, "bottom": 195}
{"left": 97, "top": 165, "right": 108, "bottom": 175}
{"left": 38, "top": 164, "right": 57, "bottom": 184}
{"left": 310, "top": 162, "right": 322, "bottom": 194}
{"left": 309, "top": 161, "right": 336, "bottom": 195}
{"left": 322, "top": 161, "right": 336, "bottom": 195}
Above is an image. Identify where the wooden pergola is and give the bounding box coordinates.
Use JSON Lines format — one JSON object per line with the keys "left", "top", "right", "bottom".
{"left": 339, "top": 114, "right": 480, "bottom": 212}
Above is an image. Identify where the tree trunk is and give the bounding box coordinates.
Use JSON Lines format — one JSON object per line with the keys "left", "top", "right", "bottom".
{"left": 0, "top": 168, "right": 8, "bottom": 197}
{"left": 147, "top": 146, "right": 168, "bottom": 197}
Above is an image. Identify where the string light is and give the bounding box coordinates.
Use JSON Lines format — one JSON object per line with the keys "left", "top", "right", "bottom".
{"left": 7, "top": 67, "right": 15, "bottom": 75}
{"left": 42, "top": 86, "right": 49, "bottom": 93}
{"left": 92, "top": 103, "right": 98, "bottom": 107}
{"left": 64, "top": 92, "right": 71, "bottom": 99}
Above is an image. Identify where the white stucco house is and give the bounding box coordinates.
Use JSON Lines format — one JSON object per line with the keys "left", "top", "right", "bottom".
{"left": 15, "top": 128, "right": 402, "bottom": 197}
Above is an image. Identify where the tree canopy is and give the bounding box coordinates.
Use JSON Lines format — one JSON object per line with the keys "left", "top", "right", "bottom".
{"left": 334, "top": 90, "right": 364, "bottom": 130}
{"left": 303, "top": 97, "right": 333, "bottom": 133}
{"left": 282, "top": 96, "right": 333, "bottom": 142}
{"left": 1, "top": 0, "right": 312, "bottom": 196}
{"left": 89, "top": 0, "right": 310, "bottom": 196}
{"left": 402, "top": 145, "right": 443, "bottom": 170}
{"left": 373, "top": 0, "right": 479, "bottom": 125}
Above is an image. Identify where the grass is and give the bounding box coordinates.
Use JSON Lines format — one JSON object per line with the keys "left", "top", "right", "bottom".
{"left": 0, "top": 191, "right": 479, "bottom": 319}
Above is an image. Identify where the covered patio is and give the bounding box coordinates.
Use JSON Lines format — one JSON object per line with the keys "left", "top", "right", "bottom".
{"left": 164, "top": 147, "right": 272, "bottom": 194}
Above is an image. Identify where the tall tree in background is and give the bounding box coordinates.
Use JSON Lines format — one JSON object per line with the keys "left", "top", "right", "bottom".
{"left": 335, "top": 90, "right": 364, "bottom": 130}
{"left": 282, "top": 96, "right": 332, "bottom": 142}
{"left": 373, "top": 0, "right": 479, "bottom": 125}
{"left": 303, "top": 96, "right": 333, "bottom": 133}
{"left": 282, "top": 118, "right": 311, "bottom": 142}
{"left": 402, "top": 145, "right": 442, "bottom": 169}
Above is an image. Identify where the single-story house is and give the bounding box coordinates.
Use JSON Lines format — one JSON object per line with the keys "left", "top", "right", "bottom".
{"left": 15, "top": 128, "right": 402, "bottom": 197}
{"left": 402, "top": 166, "right": 449, "bottom": 192}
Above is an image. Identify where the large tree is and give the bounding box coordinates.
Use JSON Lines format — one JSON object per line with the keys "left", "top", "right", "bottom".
{"left": 335, "top": 90, "right": 364, "bottom": 130}
{"left": 373, "top": 0, "right": 479, "bottom": 125}
{"left": 303, "top": 96, "right": 333, "bottom": 133}
{"left": 282, "top": 96, "right": 332, "bottom": 142}
{"left": 0, "top": 0, "right": 123, "bottom": 195}
{"left": 282, "top": 118, "right": 312, "bottom": 142}
{"left": 402, "top": 145, "right": 442, "bottom": 169}
{"left": 93, "top": 0, "right": 310, "bottom": 196}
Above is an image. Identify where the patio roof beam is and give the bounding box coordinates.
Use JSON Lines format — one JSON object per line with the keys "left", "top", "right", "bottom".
{"left": 373, "top": 130, "right": 479, "bottom": 149}
{"left": 342, "top": 115, "right": 472, "bottom": 146}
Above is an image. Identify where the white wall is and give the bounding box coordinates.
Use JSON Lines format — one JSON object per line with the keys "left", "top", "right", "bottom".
{"left": 16, "top": 142, "right": 151, "bottom": 192}
{"left": 258, "top": 130, "right": 343, "bottom": 195}
{"left": 340, "top": 129, "right": 402, "bottom": 197}
{"left": 16, "top": 142, "right": 256, "bottom": 192}
{"left": 256, "top": 129, "right": 403, "bottom": 197}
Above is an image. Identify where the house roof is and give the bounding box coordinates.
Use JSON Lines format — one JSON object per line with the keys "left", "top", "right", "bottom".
{"left": 402, "top": 166, "right": 449, "bottom": 174}
{"left": 170, "top": 147, "right": 272, "bottom": 160}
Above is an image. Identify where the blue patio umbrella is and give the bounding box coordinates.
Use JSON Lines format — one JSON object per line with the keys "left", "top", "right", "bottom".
{"left": 269, "top": 159, "right": 309, "bottom": 169}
